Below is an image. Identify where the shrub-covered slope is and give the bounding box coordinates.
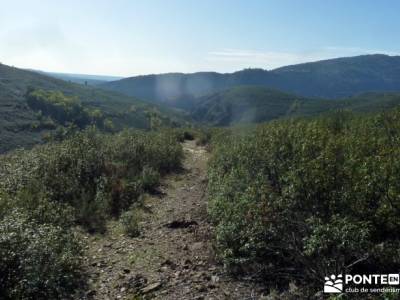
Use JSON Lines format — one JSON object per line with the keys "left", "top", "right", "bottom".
{"left": 0, "top": 128, "right": 183, "bottom": 298}
{"left": 0, "top": 63, "right": 186, "bottom": 153}
{"left": 207, "top": 109, "right": 400, "bottom": 295}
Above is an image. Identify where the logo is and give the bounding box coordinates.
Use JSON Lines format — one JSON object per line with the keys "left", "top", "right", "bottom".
{"left": 324, "top": 274, "right": 343, "bottom": 293}
{"left": 323, "top": 273, "right": 400, "bottom": 294}
{"left": 388, "top": 274, "right": 399, "bottom": 285}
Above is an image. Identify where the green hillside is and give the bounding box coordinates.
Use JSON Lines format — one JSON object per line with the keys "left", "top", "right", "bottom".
{"left": 190, "top": 86, "right": 308, "bottom": 125}
{"left": 3, "top": 61, "right": 400, "bottom": 153}
{"left": 100, "top": 54, "right": 400, "bottom": 107}
{"left": 0, "top": 63, "right": 187, "bottom": 153}
{"left": 190, "top": 86, "right": 400, "bottom": 126}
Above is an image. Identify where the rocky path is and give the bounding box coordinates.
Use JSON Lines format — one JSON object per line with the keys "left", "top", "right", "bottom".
{"left": 83, "top": 140, "right": 265, "bottom": 299}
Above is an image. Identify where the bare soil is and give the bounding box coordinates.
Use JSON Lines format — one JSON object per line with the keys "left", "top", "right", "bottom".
{"left": 82, "top": 140, "right": 265, "bottom": 299}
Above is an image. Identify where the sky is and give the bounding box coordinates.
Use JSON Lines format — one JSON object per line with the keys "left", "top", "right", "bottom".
{"left": 0, "top": 0, "right": 399, "bottom": 76}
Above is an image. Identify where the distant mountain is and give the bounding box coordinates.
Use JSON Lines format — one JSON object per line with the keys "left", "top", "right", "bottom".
{"left": 271, "top": 54, "right": 400, "bottom": 98}
{"left": 31, "top": 70, "right": 123, "bottom": 85}
{"left": 100, "top": 54, "right": 400, "bottom": 108}
{"left": 0, "top": 63, "right": 186, "bottom": 153}
{"left": 190, "top": 86, "right": 400, "bottom": 126}
{"left": 3, "top": 54, "right": 400, "bottom": 151}
{"left": 100, "top": 72, "right": 227, "bottom": 109}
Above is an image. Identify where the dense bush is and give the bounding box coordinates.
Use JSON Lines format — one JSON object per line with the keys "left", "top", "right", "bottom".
{"left": 172, "top": 127, "right": 220, "bottom": 148}
{"left": 207, "top": 109, "right": 400, "bottom": 293}
{"left": 0, "top": 209, "right": 84, "bottom": 299}
{"left": 120, "top": 207, "right": 141, "bottom": 237}
{"left": 0, "top": 128, "right": 182, "bottom": 231}
{"left": 0, "top": 127, "right": 183, "bottom": 298}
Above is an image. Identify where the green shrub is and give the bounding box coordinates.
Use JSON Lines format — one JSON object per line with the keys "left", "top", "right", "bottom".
{"left": 0, "top": 210, "right": 84, "bottom": 299}
{"left": 120, "top": 208, "right": 141, "bottom": 237}
{"left": 172, "top": 127, "right": 214, "bottom": 145}
{"left": 0, "top": 187, "right": 76, "bottom": 229}
{"left": 183, "top": 130, "right": 195, "bottom": 140}
{"left": 207, "top": 109, "right": 400, "bottom": 293}
{"left": 0, "top": 124, "right": 183, "bottom": 299}
{"left": 0, "top": 128, "right": 183, "bottom": 232}
{"left": 140, "top": 166, "right": 160, "bottom": 191}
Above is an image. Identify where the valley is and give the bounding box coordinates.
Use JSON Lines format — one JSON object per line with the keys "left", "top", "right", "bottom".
{"left": 3, "top": 55, "right": 400, "bottom": 153}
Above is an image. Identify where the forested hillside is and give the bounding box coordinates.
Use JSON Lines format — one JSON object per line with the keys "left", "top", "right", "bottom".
{"left": 4, "top": 60, "right": 400, "bottom": 153}
{"left": 0, "top": 64, "right": 186, "bottom": 153}
{"left": 190, "top": 86, "right": 400, "bottom": 126}
{"left": 100, "top": 54, "right": 400, "bottom": 107}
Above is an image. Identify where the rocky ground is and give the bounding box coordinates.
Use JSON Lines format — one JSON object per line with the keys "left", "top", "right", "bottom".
{"left": 82, "top": 140, "right": 267, "bottom": 299}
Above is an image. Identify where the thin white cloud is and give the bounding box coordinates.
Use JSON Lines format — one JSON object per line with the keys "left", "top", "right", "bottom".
{"left": 206, "top": 49, "right": 311, "bottom": 69}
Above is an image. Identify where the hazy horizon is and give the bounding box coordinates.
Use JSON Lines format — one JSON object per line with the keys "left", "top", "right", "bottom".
{"left": 22, "top": 52, "right": 397, "bottom": 79}
{"left": 1, "top": 0, "right": 399, "bottom": 76}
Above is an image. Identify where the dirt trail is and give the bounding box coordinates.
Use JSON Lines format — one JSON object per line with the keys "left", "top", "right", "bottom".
{"left": 83, "top": 140, "right": 264, "bottom": 299}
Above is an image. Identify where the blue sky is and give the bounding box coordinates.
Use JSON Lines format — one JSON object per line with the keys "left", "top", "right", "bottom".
{"left": 0, "top": 0, "right": 399, "bottom": 76}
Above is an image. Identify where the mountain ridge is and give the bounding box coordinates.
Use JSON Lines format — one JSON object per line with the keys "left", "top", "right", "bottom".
{"left": 100, "top": 54, "right": 400, "bottom": 107}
